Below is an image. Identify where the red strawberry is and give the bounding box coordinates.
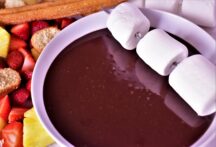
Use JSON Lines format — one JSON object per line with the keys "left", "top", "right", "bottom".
{"left": 18, "top": 48, "right": 35, "bottom": 72}
{"left": 2, "top": 122, "right": 23, "bottom": 147}
{"left": 11, "top": 88, "right": 30, "bottom": 106}
{"left": 0, "top": 117, "right": 7, "bottom": 133}
{"left": 0, "top": 57, "right": 7, "bottom": 69}
{"left": 11, "top": 23, "right": 30, "bottom": 41}
{"left": 9, "top": 36, "right": 27, "bottom": 51}
{"left": 26, "top": 79, "right": 31, "bottom": 92}
{"left": 8, "top": 108, "right": 28, "bottom": 123}
{"left": 61, "top": 18, "right": 73, "bottom": 29}
{"left": 22, "top": 99, "right": 33, "bottom": 108}
{"left": 31, "top": 20, "right": 49, "bottom": 34}
{"left": 6, "top": 51, "right": 24, "bottom": 70}
{"left": 0, "top": 95, "right": 11, "bottom": 121}
{"left": 55, "top": 18, "right": 74, "bottom": 29}
{"left": 55, "top": 19, "right": 63, "bottom": 27}
{"left": 21, "top": 70, "right": 32, "bottom": 81}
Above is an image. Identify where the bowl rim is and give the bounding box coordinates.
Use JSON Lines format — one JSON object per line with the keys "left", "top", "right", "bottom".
{"left": 32, "top": 9, "right": 216, "bottom": 147}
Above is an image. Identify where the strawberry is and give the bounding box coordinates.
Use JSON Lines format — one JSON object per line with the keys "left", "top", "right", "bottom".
{"left": 6, "top": 50, "right": 24, "bottom": 70}
{"left": 2, "top": 122, "right": 23, "bottom": 147}
{"left": 11, "top": 23, "right": 30, "bottom": 41}
{"left": 11, "top": 88, "right": 30, "bottom": 106}
{"left": 18, "top": 48, "right": 35, "bottom": 72}
{"left": 0, "top": 57, "right": 7, "bottom": 69}
{"left": 0, "top": 95, "right": 11, "bottom": 121}
{"left": 22, "top": 99, "right": 33, "bottom": 108}
{"left": 0, "top": 117, "right": 7, "bottom": 133}
{"left": 21, "top": 70, "right": 32, "bottom": 81}
{"left": 9, "top": 35, "right": 27, "bottom": 51}
{"left": 55, "top": 18, "right": 74, "bottom": 29}
{"left": 31, "top": 20, "right": 49, "bottom": 35}
{"left": 25, "top": 79, "right": 31, "bottom": 92}
{"left": 8, "top": 108, "right": 28, "bottom": 123}
{"left": 0, "top": 95, "right": 10, "bottom": 133}
{"left": 61, "top": 18, "right": 73, "bottom": 29}
{"left": 55, "top": 19, "right": 63, "bottom": 27}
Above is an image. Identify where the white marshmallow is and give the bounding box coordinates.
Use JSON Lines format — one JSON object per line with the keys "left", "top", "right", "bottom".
{"left": 128, "top": 0, "right": 145, "bottom": 8}
{"left": 145, "top": 0, "right": 181, "bottom": 13}
{"left": 107, "top": 2, "right": 150, "bottom": 50}
{"left": 180, "top": 0, "right": 216, "bottom": 27}
{"left": 169, "top": 55, "right": 216, "bottom": 116}
{"left": 136, "top": 29, "right": 188, "bottom": 76}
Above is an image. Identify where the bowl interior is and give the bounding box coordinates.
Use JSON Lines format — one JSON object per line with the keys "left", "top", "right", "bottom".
{"left": 32, "top": 9, "right": 216, "bottom": 147}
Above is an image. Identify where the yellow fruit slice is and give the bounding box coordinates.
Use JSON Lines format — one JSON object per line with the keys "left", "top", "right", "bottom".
{"left": 23, "top": 108, "right": 54, "bottom": 147}
{"left": 0, "top": 27, "right": 10, "bottom": 58}
{"left": 24, "top": 107, "right": 37, "bottom": 119}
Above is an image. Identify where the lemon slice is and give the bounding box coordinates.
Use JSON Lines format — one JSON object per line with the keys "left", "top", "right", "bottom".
{"left": 23, "top": 108, "right": 54, "bottom": 147}
{"left": 0, "top": 27, "right": 10, "bottom": 58}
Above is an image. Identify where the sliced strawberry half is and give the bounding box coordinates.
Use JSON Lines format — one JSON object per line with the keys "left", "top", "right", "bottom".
{"left": 31, "top": 20, "right": 49, "bottom": 35}
{"left": 11, "top": 23, "right": 30, "bottom": 41}
{"left": 6, "top": 50, "right": 24, "bottom": 70}
{"left": 8, "top": 108, "right": 28, "bottom": 123}
{"left": 0, "top": 95, "right": 11, "bottom": 121}
{"left": 9, "top": 35, "right": 27, "bottom": 51}
{"left": 11, "top": 88, "right": 30, "bottom": 106}
{"left": 55, "top": 18, "right": 74, "bottom": 29}
{"left": 0, "top": 95, "right": 10, "bottom": 133}
{"left": 0, "top": 117, "right": 7, "bottom": 133}
{"left": 25, "top": 79, "right": 31, "bottom": 92}
{"left": 2, "top": 122, "right": 23, "bottom": 147}
{"left": 22, "top": 99, "right": 33, "bottom": 109}
{"left": 61, "top": 18, "right": 74, "bottom": 29}
{"left": 21, "top": 70, "right": 32, "bottom": 81}
{"left": 18, "top": 48, "right": 35, "bottom": 72}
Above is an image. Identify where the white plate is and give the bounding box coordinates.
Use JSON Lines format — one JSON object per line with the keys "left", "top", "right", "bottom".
{"left": 32, "top": 9, "right": 216, "bottom": 147}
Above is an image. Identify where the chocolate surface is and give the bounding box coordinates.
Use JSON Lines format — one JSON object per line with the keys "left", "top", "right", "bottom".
{"left": 44, "top": 29, "right": 213, "bottom": 147}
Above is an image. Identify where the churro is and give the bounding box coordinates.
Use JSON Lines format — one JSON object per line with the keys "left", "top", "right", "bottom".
{"left": 0, "top": 0, "right": 126, "bottom": 25}
{"left": 0, "top": 0, "right": 79, "bottom": 15}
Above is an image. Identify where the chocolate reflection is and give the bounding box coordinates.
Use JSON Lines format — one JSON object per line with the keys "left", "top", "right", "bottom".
{"left": 103, "top": 35, "right": 138, "bottom": 81}
{"left": 135, "top": 60, "right": 167, "bottom": 97}
{"left": 164, "top": 87, "right": 206, "bottom": 127}
{"left": 104, "top": 31, "right": 209, "bottom": 128}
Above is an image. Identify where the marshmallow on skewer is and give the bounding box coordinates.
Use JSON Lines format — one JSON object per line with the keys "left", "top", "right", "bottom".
{"left": 128, "top": 0, "right": 145, "bottom": 8}
{"left": 107, "top": 2, "right": 150, "bottom": 50}
{"left": 180, "top": 0, "right": 216, "bottom": 27}
{"left": 169, "top": 55, "right": 216, "bottom": 116}
{"left": 136, "top": 29, "right": 188, "bottom": 76}
{"left": 145, "top": 0, "right": 181, "bottom": 13}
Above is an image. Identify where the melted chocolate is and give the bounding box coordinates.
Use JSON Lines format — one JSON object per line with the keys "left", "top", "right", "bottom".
{"left": 44, "top": 30, "right": 213, "bottom": 147}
